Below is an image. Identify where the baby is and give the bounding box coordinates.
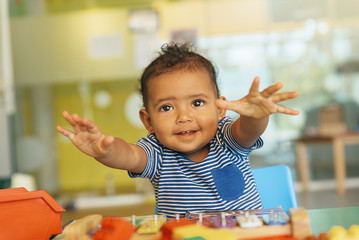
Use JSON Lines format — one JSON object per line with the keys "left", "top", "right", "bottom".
{"left": 57, "top": 42, "right": 299, "bottom": 218}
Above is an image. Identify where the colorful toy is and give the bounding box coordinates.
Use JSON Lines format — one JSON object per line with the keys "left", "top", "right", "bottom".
{"left": 262, "top": 208, "right": 288, "bottom": 225}
{"left": 236, "top": 212, "right": 263, "bottom": 228}
{"left": 173, "top": 224, "right": 238, "bottom": 240}
{"left": 58, "top": 207, "right": 315, "bottom": 240}
{"left": 160, "top": 217, "right": 197, "bottom": 240}
{"left": 181, "top": 207, "right": 310, "bottom": 240}
{"left": 0, "top": 187, "right": 65, "bottom": 240}
{"left": 136, "top": 214, "right": 167, "bottom": 234}
{"left": 328, "top": 225, "right": 359, "bottom": 240}
{"left": 195, "top": 213, "right": 212, "bottom": 227}
{"left": 212, "top": 212, "right": 236, "bottom": 228}
{"left": 92, "top": 217, "right": 135, "bottom": 240}
{"left": 187, "top": 207, "right": 289, "bottom": 228}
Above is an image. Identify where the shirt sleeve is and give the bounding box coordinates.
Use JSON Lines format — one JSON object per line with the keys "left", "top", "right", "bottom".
{"left": 218, "top": 117, "right": 263, "bottom": 156}
{"left": 127, "top": 135, "right": 162, "bottom": 181}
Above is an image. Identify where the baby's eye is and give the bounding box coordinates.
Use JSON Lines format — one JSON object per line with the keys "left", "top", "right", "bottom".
{"left": 192, "top": 100, "right": 204, "bottom": 107}
{"left": 160, "top": 105, "right": 173, "bottom": 112}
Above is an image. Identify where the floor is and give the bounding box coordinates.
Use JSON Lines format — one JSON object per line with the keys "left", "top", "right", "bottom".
{"left": 296, "top": 187, "right": 359, "bottom": 210}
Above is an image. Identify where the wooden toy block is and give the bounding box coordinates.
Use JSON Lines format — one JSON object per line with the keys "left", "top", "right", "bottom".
{"left": 289, "top": 207, "right": 312, "bottom": 240}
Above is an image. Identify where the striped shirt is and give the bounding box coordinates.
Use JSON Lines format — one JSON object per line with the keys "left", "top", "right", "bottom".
{"left": 129, "top": 117, "right": 263, "bottom": 218}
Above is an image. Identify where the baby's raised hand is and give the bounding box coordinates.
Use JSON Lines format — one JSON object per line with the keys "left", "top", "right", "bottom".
{"left": 56, "top": 111, "right": 114, "bottom": 158}
{"left": 216, "top": 76, "right": 299, "bottom": 119}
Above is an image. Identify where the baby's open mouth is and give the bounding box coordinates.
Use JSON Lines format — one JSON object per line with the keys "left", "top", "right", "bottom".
{"left": 176, "top": 130, "right": 197, "bottom": 135}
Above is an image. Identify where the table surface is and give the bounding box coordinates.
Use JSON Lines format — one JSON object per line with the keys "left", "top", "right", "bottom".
{"left": 131, "top": 207, "right": 359, "bottom": 239}
{"left": 57, "top": 206, "right": 359, "bottom": 239}
{"left": 307, "top": 206, "right": 359, "bottom": 235}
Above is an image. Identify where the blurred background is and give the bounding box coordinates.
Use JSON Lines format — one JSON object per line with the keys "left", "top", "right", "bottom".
{"left": 1, "top": 0, "right": 359, "bottom": 219}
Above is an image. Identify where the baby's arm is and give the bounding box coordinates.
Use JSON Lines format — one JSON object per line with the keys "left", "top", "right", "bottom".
{"left": 56, "top": 111, "right": 147, "bottom": 173}
{"left": 216, "top": 76, "right": 299, "bottom": 148}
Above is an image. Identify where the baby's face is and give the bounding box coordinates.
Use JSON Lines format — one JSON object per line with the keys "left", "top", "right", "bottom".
{"left": 140, "top": 68, "right": 224, "bottom": 162}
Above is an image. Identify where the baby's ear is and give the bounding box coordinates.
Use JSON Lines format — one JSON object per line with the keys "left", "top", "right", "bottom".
{"left": 139, "top": 109, "right": 154, "bottom": 133}
{"left": 216, "top": 96, "right": 227, "bottom": 120}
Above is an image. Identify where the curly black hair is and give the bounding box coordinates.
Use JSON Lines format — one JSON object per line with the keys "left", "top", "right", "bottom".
{"left": 139, "top": 42, "right": 219, "bottom": 109}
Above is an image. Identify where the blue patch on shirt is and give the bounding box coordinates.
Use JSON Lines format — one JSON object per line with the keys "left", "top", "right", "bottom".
{"left": 212, "top": 163, "right": 245, "bottom": 201}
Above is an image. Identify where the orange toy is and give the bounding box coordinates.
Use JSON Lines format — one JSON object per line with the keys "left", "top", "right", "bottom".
{"left": 92, "top": 217, "right": 136, "bottom": 240}
{"left": 160, "top": 217, "right": 196, "bottom": 240}
{"left": 0, "top": 187, "right": 65, "bottom": 240}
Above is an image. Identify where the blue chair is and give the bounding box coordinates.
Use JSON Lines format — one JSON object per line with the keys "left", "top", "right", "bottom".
{"left": 252, "top": 164, "right": 298, "bottom": 214}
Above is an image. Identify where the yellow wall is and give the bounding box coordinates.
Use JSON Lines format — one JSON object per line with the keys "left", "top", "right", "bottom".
{"left": 53, "top": 79, "right": 147, "bottom": 193}
{"left": 11, "top": 8, "right": 137, "bottom": 86}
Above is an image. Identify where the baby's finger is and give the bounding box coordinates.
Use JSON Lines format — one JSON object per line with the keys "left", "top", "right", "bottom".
{"left": 215, "top": 98, "right": 240, "bottom": 112}
{"left": 72, "top": 114, "right": 91, "bottom": 132}
{"left": 83, "top": 118, "right": 100, "bottom": 134}
{"left": 56, "top": 125, "right": 76, "bottom": 141}
{"left": 248, "top": 76, "right": 260, "bottom": 96}
{"left": 272, "top": 91, "right": 299, "bottom": 103}
{"left": 62, "top": 111, "right": 77, "bottom": 127}
{"left": 261, "top": 82, "right": 283, "bottom": 98}
{"left": 276, "top": 104, "right": 300, "bottom": 115}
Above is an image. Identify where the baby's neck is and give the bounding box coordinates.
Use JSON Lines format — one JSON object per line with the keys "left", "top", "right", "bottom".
{"left": 182, "top": 145, "right": 209, "bottom": 163}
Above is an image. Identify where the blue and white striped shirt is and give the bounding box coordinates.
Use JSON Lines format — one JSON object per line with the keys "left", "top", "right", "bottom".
{"left": 129, "top": 117, "right": 263, "bottom": 218}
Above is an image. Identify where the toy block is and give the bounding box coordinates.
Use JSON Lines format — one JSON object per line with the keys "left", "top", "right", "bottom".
{"left": 236, "top": 212, "right": 263, "bottom": 228}
{"left": 173, "top": 224, "right": 237, "bottom": 240}
{"left": 201, "top": 228, "right": 237, "bottom": 240}
{"left": 173, "top": 224, "right": 209, "bottom": 239}
{"left": 289, "top": 207, "right": 312, "bottom": 239}
{"left": 160, "top": 217, "right": 196, "bottom": 240}
{"left": 137, "top": 215, "right": 167, "bottom": 234}
{"left": 212, "top": 213, "right": 236, "bottom": 228}
{"left": 92, "top": 217, "right": 135, "bottom": 240}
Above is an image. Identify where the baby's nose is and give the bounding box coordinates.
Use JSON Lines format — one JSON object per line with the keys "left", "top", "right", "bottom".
{"left": 176, "top": 109, "right": 193, "bottom": 123}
